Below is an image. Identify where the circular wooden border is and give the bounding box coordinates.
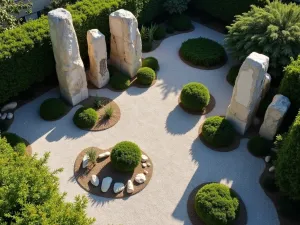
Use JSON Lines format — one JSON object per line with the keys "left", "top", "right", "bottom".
{"left": 77, "top": 97, "right": 121, "bottom": 131}
{"left": 74, "top": 147, "right": 153, "bottom": 199}
{"left": 187, "top": 182, "right": 248, "bottom": 225}
{"left": 178, "top": 94, "right": 216, "bottom": 115}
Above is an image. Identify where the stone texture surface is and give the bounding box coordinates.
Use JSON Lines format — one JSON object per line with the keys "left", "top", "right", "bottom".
{"left": 259, "top": 94, "right": 290, "bottom": 140}
{"left": 48, "top": 8, "right": 88, "bottom": 106}
{"left": 127, "top": 180, "right": 134, "bottom": 194}
{"left": 87, "top": 29, "right": 110, "bottom": 88}
{"left": 135, "top": 173, "right": 146, "bottom": 184}
{"left": 262, "top": 73, "right": 271, "bottom": 99}
{"left": 113, "top": 182, "right": 125, "bottom": 193}
{"left": 91, "top": 175, "right": 99, "bottom": 186}
{"left": 226, "top": 52, "right": 269, "bottom": 134}
{"left": 109, "top": 9, "right": 142, "bottom": 78}
{"left": 7, "top": 113, "right": 13, "bottom": 120}
{"left": 101, "top": 177, "right": 112, "bottom": 192}
{"left": 82, "top": 154, "right": 89, "bottom": 168}
{"left": 1, "top": 102, "right": 17, "bottom": 112}
{"left": 98, "top": 152, "right": 110, "bottom": 159}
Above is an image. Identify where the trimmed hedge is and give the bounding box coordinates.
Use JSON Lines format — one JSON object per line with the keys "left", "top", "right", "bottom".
{"left": 247, "top": 136, "right": 271, "bottom": 157}
{"left": 110, "top": 141, "right": 142, "bottom": 172}
{"left": 136, "top": 67, "right": 156, "bottom": 85}
{"left": 73, "top": 107, "right": 98, "bottom": 129}
{"left": 1, "top": 132, "right": 27, "bottom": 155}
{"left": 169, "top": 14, "right": 193, "bottom": 31}
{"left": 40, "top": 98, "right": 69, "bottom": 121}
{"left": 142, "top": 57, "right": 159, "bottom": 71}
{"left": 194, "top": 183, "right": 239, "bottom": 225}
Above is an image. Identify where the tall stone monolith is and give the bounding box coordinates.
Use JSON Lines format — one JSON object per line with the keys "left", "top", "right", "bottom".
{"left": 48, "top": 8, "right": 88, "bottom": 106}
{"left": 109, "top": 9, "right": 142, "bottom": 78}
{"left": 87, "top": 29, "right": 109, "bottom": 88}
{"left": 226, "top": 52, "right": 269, "bottom": 134}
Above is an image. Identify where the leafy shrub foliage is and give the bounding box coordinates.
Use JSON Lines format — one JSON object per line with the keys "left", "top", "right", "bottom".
{"left": 164, "top": 0, "right": 191, "bottom": 14}
{"left": 142, "top": 57, "right": 159, "bottom": 71}
{"left": 202, "top": 116, "right": 236, "bottom": 148}
{"left": 109, "top": 73, "right": 131, "bottom": 90}
{"left": 278, "top": 196, "right": 300, "bottom": 220}
{"left": 247, "top": 136, "right": 271, "bottom": 157}
{"left": 40, "top": 98, "right": 69, "bottom": 121}
{"left": 180, "top": 82, "right": 210, "bottom": 111}
{"left": 136, "top": 67, "right": 156, "bottom": 85}
{"left": 110, "top": 141, "right": 142, "bottom": 172}
{"left": 166, "top": 26, "right": 175, "bottom": 34}
{"left": 275, "top": 112, "right": 300, "bottom": 200}
{"left": 169, "top": 14, "right": 193, "bottom": 31}
{"left": 142, "top": 41, "right": 153, "bottom": 52}
{"left": 225, "top": 1, "right": 300, "bottom": 76}
{"left": 226, "top": 65, "right": 240, "bottom": 86}
{"left": 1, "top": 132, "right": 27, "bottom": 155}
{"left": 180, "top": 37, "right": 227, "bottom": 68}
{"left": 194, "top": 183, "right": 239, "bottom": 225}
{"left": 73, "top": 107, "right": 98, "bottom": 129}
{"left": 154, "top": 25, "right": 166, "bottom": 40}
{"left": 104, "top": 106, "right": 114, "bottom": 119}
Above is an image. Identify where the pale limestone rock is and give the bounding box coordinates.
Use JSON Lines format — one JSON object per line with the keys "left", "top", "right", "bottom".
{"left": 269, "top": 166, "right": 275, "bottom": 173}
{"left": 87, "top": 29, "right": 109, "bottom": 88}
{"left": 141, "top": 154, "right": 148, "bottom": 162}
{"left": 1, "top": 102, "right": 17, "bottom": 112}
{"left": 109, "top": 9, "right": 142, "bottom": 78}
{"left": 226, "top": 52, "right": 269, "bottom": 134}
{"left": 7, "top": 113, "right": 13, "bottom": 120}
{"left": 48, "top": 8, "right": 88, "bottom": 106}
{"left": 82, "top": 154, "right": 89, "bottom": 168}
{"left": 265, "top": 156, "right": 271, "bottom": 163}
{"left": 135, "top": 173, "right": 146, "bottom": 184}
{"left": 142, "top": 163, "right": 147, "bottom": 168}
{"left": 91, "top": 175, "right": 99, "bottom": 186}
{"left": 259, "top": 95, "right": 290, "bottom": 140}
{"left": 98, "top": 151, "right": 110, "bottom": 159}
{"left": 1, "top": 113, "right": 7, "bottom": 120}
{"left": 127, "top": 180, "right": 134, "bottom": 193}
{"left": 101, "top": 177, "right": 112, "bottom": 192}
{"left": 147, "top": 162, "right": 151, "bottom": 167}
{"left": 143, "top": 170, "right": 148, "bottom": 175}
{"left": 113, "top": 182, "right": 125, "bottom": 193}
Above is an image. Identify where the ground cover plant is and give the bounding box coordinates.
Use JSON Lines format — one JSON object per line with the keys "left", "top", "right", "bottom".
{"left": 73, "top": 107, "right": 98, "bottom": 129}
{"left": 136, "top": 67, "right": 156, "bottom": 86}
{"left": 142, "top": 57, "right": 159, "bottom": 71}
{"left": 1, "top": 132, "right": 27, "bottom": 155}
{"left": 40, "top": 98, "right": 69, "bottom": 121}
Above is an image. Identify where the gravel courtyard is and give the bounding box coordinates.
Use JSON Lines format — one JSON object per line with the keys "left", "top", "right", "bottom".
{"left": 9, "top": 22, "right": 279, "bottom": 225}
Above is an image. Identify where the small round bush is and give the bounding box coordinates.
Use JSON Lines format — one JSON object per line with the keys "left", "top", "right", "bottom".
{"left": 180, "top": 82, "right": 210, "bottom": 111}
{"left": 109, "top": 74, "right": 131, "bottom": 90}
{"left": 226, "top": 65, "right": 240, "bottom": 86}
{"left": 142, "top": 41, "right": 152, "bottom": 52}
{"left": 180, "top": 37, "right": 227, "bottom": 68}
{"left": 166, "top": 26, "right": 174, "bottom": 34}
{"left": 73, "top": 107, "right": 98, "bottom": 129}
{"left": 195, "top": 183, "right": 239, "bottom": 225}
{"left": 110, "top": 141, "right": 142, "bottom": 172}
{"left": 169, "top": 14, "right": 193, "bottom": 31}
{"left": 154, "top": 25, "right": 166, "bottom": 40}
{"left": 142, "top": 57, "right": 159, "bottom": 71}
{"left": 247, "top": 136, "right": 271, "bottom": 157}
{"left": 136, "top": 67, "right": 156, "bottom": 86}
{"left": 202, "top": 116, "right": 236, "bottom": 148}
{"left": 40, "top": 98, "right": 68, "bottom": 121}
{"left": 1, "top": 132, "right": 26, "bottom": 154}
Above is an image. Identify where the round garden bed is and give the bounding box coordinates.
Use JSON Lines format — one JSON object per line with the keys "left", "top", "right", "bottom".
{"left": 187, "top": 183, "right": 247, "bottom": 225}
{"left": 74, "top": 146, "right": 153, "bottom": 198}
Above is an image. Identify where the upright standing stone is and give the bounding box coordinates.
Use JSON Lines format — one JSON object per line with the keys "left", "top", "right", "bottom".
{"left": 226, "top": 52, "right": 269, "bottom": 134}
{"left": 48, "top": 8, "right": 88, "bottom": 106}
{"left": 87, "top": 29, "right": 109, "bottom": 88}
{"left": 259, "top": 94, "right": 291, "bottom": 140}
{"left": 109, "top": 9, "right": 142, "bottom": 78}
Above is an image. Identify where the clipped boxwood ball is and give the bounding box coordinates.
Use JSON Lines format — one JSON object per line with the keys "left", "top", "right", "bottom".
{"left": 202, "top": 116, "right": 236, "bottom": 148}
{"left": 40, "top": 98, "right": 68, "bottom": 121}
{"left": 180, "top": 37, "right": 227, "bottom": 68}
{"left": 154, "top": 25, "right": 166, "bottom": 40}
{"left": 169, "top": 14, "right": 193, "bottom": 31}
{"left": 195, "top": 183, "right": 239, "bottom": 225}
{"left": 1, "top": 132, "right": 26, "bottom": 154}
{"left": 111, "top": 141, "right": 142, "bottom": 172}
{"left": 136, "top": 67, "right": 156, "bottom": 86}
{"left": 247, "top": 136, "right": 271, "bottom": 157}
{"left": 73, "top": 107, "right": 98, "bottom": 129}
{"left": 109, "top": 74, "right": 131, "bottom": 90}
{"left": 142, "top": 41, "right": 152, "bottom": 52}
{"left": 142, "top": 57, "right": 159, "bottom": 71}
{"left": 180, "top": 82, "right": 210, "bottom": 111}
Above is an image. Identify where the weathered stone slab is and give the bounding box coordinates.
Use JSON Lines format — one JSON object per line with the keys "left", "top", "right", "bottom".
{"left": 259, "top": 94, "right": 290, "bottom": 140}
{"left": 87, "top": 29, "right": 109, "bottom": 88}
{"left": 226, "top": 52, "right": 269, "bottom": 134}
{"left": 48, "top": 8, "right": 88, "bottom": 106}
{"left": 109, "top": 9, "right": 142, "bottom": 78}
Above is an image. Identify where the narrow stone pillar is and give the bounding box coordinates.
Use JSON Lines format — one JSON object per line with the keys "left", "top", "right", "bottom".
{"left": 226, "top": 52, "right": 269, "bottom": 134}
{"left": 259, "top": 94, "right": 290, "bottom": 140}
{"left": 109, "top": 9, "right": 142, "bottom": 78}
{"left": 48, "top": 8, "right": 88, "bottom": 106}
{"left": 87, "top": 29, "right": 109, "bottom": 88}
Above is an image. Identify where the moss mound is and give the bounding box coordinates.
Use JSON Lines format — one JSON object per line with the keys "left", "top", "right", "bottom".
{"left": 136, "top": 67, "right": 156, "bottom": 86}
{"left": 109, "top": 74, "right": 131, "bottom": 91}
{"left": 39, "top": 98, "right": 69, "bottom": 121}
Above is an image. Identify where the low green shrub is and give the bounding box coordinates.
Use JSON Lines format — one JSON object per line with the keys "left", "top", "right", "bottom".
{"left": 202, "top": 116, "right": 236, "bottom": 148}
{"left": 39, "top": 98, "right": 69, "bottom": 121}
{"left": 180, "top": 37, "right": 227, "bottom": 68}
{"left": 154, "top": 25, "right": 166, "bottom": 40}
{"left": 166, "top": 26, "right": 175, "bottom": 34}
{"left": 142, "top": 57, "right": 159, "bottom": 71}
{"left": 109, "top": 74, "right": 131, "bottom": 90}
{"left": 247, "top": 136, "right": 271, "bottom": 157}
{"left": 136, "top": 67, "right": 156, "bottom": 86}
{"left": 110, "top": 141, "right": 142, "bottom": 172}
{"left": 142, "top": 41, "right": 153, "bottom": 52}
{"left": 169, "top": 14, "right": 193, "bottom": 31}
{"left": 194, "top": 183, "right": 239, "bottom": 225}
{"left": 261, "top": 175, "right": 279, "bottom": 193}
{"left": 93, "top": 97, "right": 103, "bottom": 109}
{"left": 1, "top": 132, "right": 27, "bottom": 155}
{"left": 73, "top": 107, "right": 98, "bottom": 129}
{"left": 180, "top": 82, "right": 210, "bottom": 111}
{"left": 226, "top": 65, "right": 240, "bottom": 86}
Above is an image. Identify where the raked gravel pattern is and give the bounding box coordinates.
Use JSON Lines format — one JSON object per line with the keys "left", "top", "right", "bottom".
{"left": 9, "top": 22, "right": 279, "bottom": 225}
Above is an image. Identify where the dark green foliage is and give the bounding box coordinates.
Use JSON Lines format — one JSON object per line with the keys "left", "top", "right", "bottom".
{"left": 226, "top": 65, "right": 240, "bottom": 86}
{"left": 109, "top": 73, "right": 131, "bottom": 90}
{"left": 194, "top": 183, "right": 239, "bottom": 225}
{"left": 275, "top": 112, "right": 300, "bottom": 200}
{"left": 138, "top": 0, "right": 165, "bottom": 25}
{"left": 142, "top": 41, "right": 153, "bottom": 52}
{"left": 180, "top": 82, "right": 210, "bottom": 111}
{"left": 136, "top": 67, "right": 156, "bottom": 85}
{"left": 180, "top": 37, "right": 227, "bottom": 68}
{"left": 166, "top": 26, "right": 175, "bottom": 34}
{"left": 247, "top": 136, "right": 271, "bottom": 157}
{"left": 169, "top": 14, "right": 193, "bottom": 31}
{"left": 154, "top": 25, "right": 166, "bottom": 40}
{"left": 73, "top": 107, "right": 98, "bottom": 129}
{"left": 256, "top": 88, "right": 277, "bottom": 118}
{"left": 225, "top": 1, "right": 300, "bottom": 77}
{"left": 202, "top": 116, "right": 236, "bottom": 148}
{"left": 94, "top": 97, "right": 103, "bottom": 109}
{"left": 142, "top": 57, "right": 159, "bottom": 71}
{"left": 278, "top": 196, "right": 300, "bottom": 220}
{"left": 1, "top": 132, "right": 26, "bottom": 155}
{"left": 262, "top": 175, "right": 279, "bottom": 193}
{"left": 279, "top": 56, "right": 300, "bottom": 109}
{"left": 40, "top": 98, "right": 69, "bottom": 121}
{"left": 110, "top": 141, "right": 142, "bottom": 172}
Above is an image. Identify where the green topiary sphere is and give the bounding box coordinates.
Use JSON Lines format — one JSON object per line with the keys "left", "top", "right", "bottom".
{"left": 73, "top": 107, "right": 98, "bottom": 129}
{"left": 142, "top": 57, "right": 159, "bottom": 71}
{"left": 142, "top": 41, "right": 153, "bottom": 52}
{"left": 1, "top": 132, "right": 26, "bottom": 154}
{"left": 195, "top": 183, "right": 239, "bottom": 225}
{"left": 202, "top": 116, "right": 236, "bottom": 148}
{"left": 109, "top": 74, "right": 131, "bottom": 91}
{"left": 136, "top": 67, "right": 156, "bottom": 86}
{"left": 180, "top": 82, "right": 210, "bottom": 111}
{"left": 154, "top": 25, "right": 166, "bottom": 40}
{"left": 247, "top": 136, "right": 271, "bottom": 157}
{"left": 169, "top": 14, "right": 193, "bottom": 31}
{"left": 40, "top": 98, "right": 69, "bottom": 121}
{"left": 110, "top": 141, "right": 142, "bottom": 172}
{"left": 180, "top": 37, "right": 227, "bottom": 68}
